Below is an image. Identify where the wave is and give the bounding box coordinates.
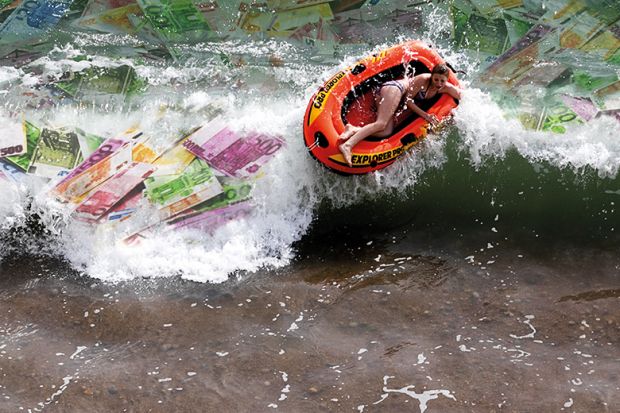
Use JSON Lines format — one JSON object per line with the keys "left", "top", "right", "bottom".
{"left": 1, "top": 3, "right": 619, "bottom": 282}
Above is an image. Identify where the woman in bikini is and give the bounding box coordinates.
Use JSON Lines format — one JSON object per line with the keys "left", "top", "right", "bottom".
{"left": 338, "top": 63, "right": 461, "bottom": 167}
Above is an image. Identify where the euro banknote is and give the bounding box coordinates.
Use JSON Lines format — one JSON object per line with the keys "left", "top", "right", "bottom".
{"left": 0, "top": 117, "right": 26, "bottom": 158}
{"left": 0, "top": 158, "right": 27, "bottom": 183}
{"left": 183, "top": 122, "right": 285, "bottom": 178}
{"left": 5, "top": 120, "right": 41, "bottom": 171}
{"left": 54, "top": 126, "right": 141, "bottom": 191}
{"left": 53, "top": 128, "right": 142, "bottom": 202}
{"left": 72, "top": 3, "right": 142, "bottom": 35}
{"left": 0, "top": 0, "right": 73, "bottom": 45}
{"left": 170, "top": 200, "right": 252, "bottom": 232}
{"left": 28, "top": 126, "right": 82, "bottom": 178}
{"left": 0, "top": 48, "right": 43, "bottom": 67}
{"left": 136, "top": 0, "right": 211, "bottom": 43}
{"left": 74, "top": 161, "right": 154, "bottom": 222}
{"left": 144, "top": 158, "right": 214, "bottom": 207}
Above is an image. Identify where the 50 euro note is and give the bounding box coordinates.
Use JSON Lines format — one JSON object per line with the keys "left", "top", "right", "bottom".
{"left": 79, "top": 0, "right": 136, "bottom": 17}
{"left": 73, "top": 161, "right": 154, "bottom": 223}
{"left": 239, "top": 2, "right": 333, "bottom": 33}
{"left": 54, "top": 126, "right": 141, "bottom": 190}
{"left": 72, "top": 3, "right": 143, "bottom": 35}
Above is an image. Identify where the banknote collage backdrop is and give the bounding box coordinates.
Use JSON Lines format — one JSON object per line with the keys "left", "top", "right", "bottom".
{"left": 0, "top": 0, "right": 618, "bottom": 241}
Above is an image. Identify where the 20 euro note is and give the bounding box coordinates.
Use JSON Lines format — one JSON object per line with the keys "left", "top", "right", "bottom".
{"left": 0, "top": 0, "right": 73, "bottom": 46}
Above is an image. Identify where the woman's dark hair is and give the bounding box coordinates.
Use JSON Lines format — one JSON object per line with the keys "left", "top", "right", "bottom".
{"left": 431, "top": 63, "right": 450, "bottom": 76}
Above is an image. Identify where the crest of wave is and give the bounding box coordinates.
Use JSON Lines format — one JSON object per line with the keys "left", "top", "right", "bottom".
{"left": 52, "top": 98, "right": 317, "bottom": 283}
{"left": 455, "top": 89, "right": 620, "bottom": 178}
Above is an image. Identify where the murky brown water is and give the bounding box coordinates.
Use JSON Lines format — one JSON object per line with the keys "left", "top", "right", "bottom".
{"left": 1, "top": 232, "right": 619, "bottom": 412}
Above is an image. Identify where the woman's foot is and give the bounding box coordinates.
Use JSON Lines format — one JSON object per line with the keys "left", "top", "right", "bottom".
{"left": 339, "top": 142, "right": 353, "bottom": 167}
{"left": 338, "top": 124, "right": 359, "bottom": 143}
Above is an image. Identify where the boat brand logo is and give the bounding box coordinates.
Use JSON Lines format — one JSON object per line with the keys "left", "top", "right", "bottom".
{"left": 307, "top": 71, "right": 346, "bottom": 126}
{"left": 329, "top": 140, "right": 418, "bottom": 167}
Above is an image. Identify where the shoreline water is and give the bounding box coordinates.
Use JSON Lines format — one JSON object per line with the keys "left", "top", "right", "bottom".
{"left": 1, "top": 225, "right": 618, "bottom": 412}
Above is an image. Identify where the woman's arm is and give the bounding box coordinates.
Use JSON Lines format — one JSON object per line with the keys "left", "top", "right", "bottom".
{"left": 404, "top": 75, "right": 438, "bottom": 124}
{"left": 406, "top": 100, "right": 438, "bottom": 125}
{"left": 439, "top": 83, "right": 461, "bottom": 100}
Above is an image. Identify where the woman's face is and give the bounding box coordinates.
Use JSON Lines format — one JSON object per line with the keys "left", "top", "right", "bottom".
{"left": 431, "top": 73, "right": 448, "bottom": 89}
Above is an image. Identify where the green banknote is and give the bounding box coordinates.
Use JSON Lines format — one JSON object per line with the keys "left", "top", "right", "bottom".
{"left": 144, "top": 158, "right": 214, "bottom": 207}
{"left": 53, "top": 65, "right": 147, "bottom": 101}
{"left": 190, "top": 178, "right": 252, "bottom": 215}
{"left": 29, "top": 126, "right": 82, "bottom": 178}
{"left": 136, "top": 0, "right": 211, "bottom": 43}
{"left": 5, "top": 120, "right": 41, "bottom": 171}
{"left": 451, "top": 1, "right": 510, "bottom": 56}
{"left": 75, "top": 128, "right": 105, "bottom": 158}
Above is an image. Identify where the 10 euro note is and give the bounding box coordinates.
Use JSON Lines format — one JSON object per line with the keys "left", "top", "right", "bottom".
{"left": 53, "top": 139, "right": 134, "bottom": 203}
{"left": 73, "top": 162, "right": 155, "bottom": 223}
{"left": 183, "top": 123, "right": 285, "bottom": 178}
{"left": 53, "top": 127, "right": 142, "bottom": 198}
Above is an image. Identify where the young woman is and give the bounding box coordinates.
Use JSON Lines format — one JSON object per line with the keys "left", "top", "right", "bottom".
{"left": 338, "top": 63, "right": 462, "bottom": 167}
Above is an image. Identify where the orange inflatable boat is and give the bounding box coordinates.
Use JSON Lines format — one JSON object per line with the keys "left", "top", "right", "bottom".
{"left": 303, "top": 40, "right": 460, "bottom": 175}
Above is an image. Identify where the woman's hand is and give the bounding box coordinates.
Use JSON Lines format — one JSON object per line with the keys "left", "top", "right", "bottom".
{"left": 438, "top": 83, "right": 461, "bottom": 100}
{"left": 423, "top": 113, "right": 439, "bottom": 126}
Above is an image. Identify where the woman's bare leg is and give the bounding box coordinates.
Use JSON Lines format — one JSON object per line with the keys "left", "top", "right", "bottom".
{"left": 338, "top": 87, "right": 401, "bottom": 167}
{"left": 338, "top": 123, "right": 360, "bottom": 142}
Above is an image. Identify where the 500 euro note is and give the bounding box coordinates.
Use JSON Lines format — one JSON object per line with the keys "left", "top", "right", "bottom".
{"left": 183, "top": 119, "right": 285, "bottom": 178}
{"left": 0, "top": 117, "right": 26, "bottom": 158}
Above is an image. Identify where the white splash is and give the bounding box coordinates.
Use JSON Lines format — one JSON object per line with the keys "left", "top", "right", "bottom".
{"left": 374, "top": 376, "right": 456, "bottom": 413}
{"left": 510, "top": 315, "right": 537, "bottom": 339}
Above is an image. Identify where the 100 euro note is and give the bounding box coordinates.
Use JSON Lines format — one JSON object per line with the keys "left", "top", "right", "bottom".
{"left": 144, "top": 158, "right": 217, "bottom": 208}
{"left": 136, "top": 0, "right": 212, "bottom": 43}
{"left": 28, "top": 126, "right": 82, "bottom": 179}
{"left": 169, "top": 177, "right": 253, "bottom": 223}
{"left": 121, "top": 173, "right": 223, "bottom": 244}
